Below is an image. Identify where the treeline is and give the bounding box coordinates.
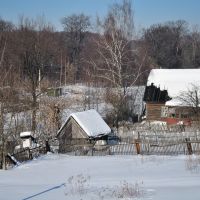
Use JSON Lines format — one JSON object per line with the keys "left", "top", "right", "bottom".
{"left": 0, "top": 0, "right": 200, "bottom": 124}
{"left": 0, "top": 0, "right": 199, "bottom": 130}
{"left": 144, "top": 20, "right": 200, "bottom": 69}
{"left": 0, "top": 10, "right": 200, "bottom": 90}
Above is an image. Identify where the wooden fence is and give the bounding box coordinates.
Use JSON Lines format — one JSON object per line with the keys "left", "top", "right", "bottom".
{"left": 62, "top": 136, "right": 200, "bottom": 156}
{"left": 6, "top": 146, "right": 47, "bottom": 166}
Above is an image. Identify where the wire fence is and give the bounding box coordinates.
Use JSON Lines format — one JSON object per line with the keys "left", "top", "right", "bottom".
{"left": 62, "top": 124, "right": 200, "bottom": 156}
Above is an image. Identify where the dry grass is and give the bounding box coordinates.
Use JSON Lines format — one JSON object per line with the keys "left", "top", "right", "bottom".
{"left": 112, "top": 181, "right": 144, "bottom": 199}
{"left": 65, "top": 174, "right": 90, "bottom": 196}
{"left": 65, "top": 174, "right": 144, "bottom": 199}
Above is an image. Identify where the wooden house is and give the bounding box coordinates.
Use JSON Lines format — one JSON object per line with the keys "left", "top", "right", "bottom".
{"left": 144, "top": 69, "right": 200, "bottom": 125}
{"left": 57, "top": 109, "right": 111, "bottom": 153}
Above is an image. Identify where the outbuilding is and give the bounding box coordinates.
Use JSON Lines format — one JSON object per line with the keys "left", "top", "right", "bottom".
{"left": 144, "top": 69, "right": 200, "bottom": 125}
{"left": 57, "top": 109, "right": 111, "bottom": 153}
{"left": 20, "top": 131, "right": 36, "bottom": 149}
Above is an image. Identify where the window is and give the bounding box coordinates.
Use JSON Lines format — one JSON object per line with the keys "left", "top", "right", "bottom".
{"left": 161, "top": 106, "right": 169, "bottom": 118}
{"left": 181, "top": 113, "right": 188, "bottom": 119}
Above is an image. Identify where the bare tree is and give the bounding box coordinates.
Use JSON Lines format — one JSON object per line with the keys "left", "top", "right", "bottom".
{"left": 191, "top": 26, "right": 200, "bottom": 66}
{"left": 38, "top": 96, "right": 72, "bottom": 141}
{"left": 0, "top": 86, "right": 26, "bottom": 169}
{"left": 18, "top": 16, "right": 58, "bottom": 132}
{"left": 143, "top": 20, "right": 188, "bottom": 69}
{"left": 61, "top": 14, "right": 90, "bottom": 82}
{"left": 0, "top": 18, "right": 20, "bottom": 87}
{"left": 89, "top": 0, "right": 147, "bottom": 126}
{"left": 0, "top": 18, "right": 24, "bottom": 169}
{"left": 178, "top": 84, "right": 200, "bottom": 125}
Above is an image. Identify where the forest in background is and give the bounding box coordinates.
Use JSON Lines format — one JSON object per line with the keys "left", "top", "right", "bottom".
{"left": 0, "top": 1, "right": 200, "bottom": 89}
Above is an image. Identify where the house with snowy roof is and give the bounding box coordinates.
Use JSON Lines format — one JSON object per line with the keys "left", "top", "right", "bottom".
{"left": 57, "top": 109, "right": 111, "bottom": 153}
{"left": 144, "top": 69, "right": 200, "bottom": 125}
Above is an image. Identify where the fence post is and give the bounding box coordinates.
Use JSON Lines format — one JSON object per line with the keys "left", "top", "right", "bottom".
{"left": 91, "top": 147, "right": 94, "bottom": 156}
{"left": 45, "top": 141, "right": 50, "bottom": 153}
{"left": 185, "top": 138, "right": 193, "bottom": 155}
{"left": 134, "top": 139, "right": 141, "bottom": 154}
{"left": 28, "top": 148, "right": 33, "bottom": 160}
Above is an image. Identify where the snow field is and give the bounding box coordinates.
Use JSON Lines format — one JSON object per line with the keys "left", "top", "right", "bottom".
{"left": 0, "top": 154, "right": 200, "bottom": 200}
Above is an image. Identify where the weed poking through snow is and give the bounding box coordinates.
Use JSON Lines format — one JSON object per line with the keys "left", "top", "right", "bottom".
{"left": 112, "top": 181, "right": 144, "bottom": 199}
{"left": 65, "top": 174, "right": 90, "bottom": 196}
{"left": 65, "top": 174, "right": 144, "bottom": 199}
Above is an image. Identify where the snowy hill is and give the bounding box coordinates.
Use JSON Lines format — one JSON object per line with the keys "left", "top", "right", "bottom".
{"left": 0, "top": 154, "right": 200, "bottom": 200}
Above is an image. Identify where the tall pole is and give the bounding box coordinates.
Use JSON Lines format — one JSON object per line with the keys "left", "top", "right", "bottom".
{"left": 0, "top": 102, "right": 5, "bottom": 169}
{"left": 64, "top": 57, "right": 67, "bottom": 86}
{"left": 60, "top": 52, "right": 63, "bottom": 87}
{"left": 38, "top": 67, "right": 41, "bottom": 94}
{"left": 0, "top": 102, "right": 3, "bottom": 138}
{"left": 37, "top": 67, "right": 42, "bottom": 137}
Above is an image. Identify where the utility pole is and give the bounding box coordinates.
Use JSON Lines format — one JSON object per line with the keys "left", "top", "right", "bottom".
{"left": 0, "top": 102, "right": 3, "bottom": 141}
{"left": 38, "top": 67, "right": 41, "bottom": 94}
{"left": 37, "top": 67, "right": 42, "bottom": 137}
{"left": 64, "top": 57, "right": 67, "bottom": 86}
{"left": 60, "top": 52, "right": 63, "bottom": 87}
{"left": 0, "top": 102, "right": 5, "bottom": 169}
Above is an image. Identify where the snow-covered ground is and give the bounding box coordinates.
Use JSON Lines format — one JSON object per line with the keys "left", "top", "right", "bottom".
{"left": 0, "top": 154, "right": 200, "bottom": 200}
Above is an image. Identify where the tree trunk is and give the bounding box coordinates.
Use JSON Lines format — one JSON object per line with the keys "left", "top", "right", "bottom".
{"left": 2, "top": 149, "right": 6, "bottom": 170}
{"left": 32, "top": 92, "right": 37, "bottom": 132}
{"left": 0, "top": 103, "right": 4, "bottom": 169}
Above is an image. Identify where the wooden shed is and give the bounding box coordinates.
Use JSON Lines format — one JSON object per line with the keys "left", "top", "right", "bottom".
{"left": 57, "top": 109, "right": 111, "bottom": 153}
{"left": 144, "top": 83, "right": 171, "bottom": 120}
{"left": 144, "top": 69, "right": 200, "bottom": 125}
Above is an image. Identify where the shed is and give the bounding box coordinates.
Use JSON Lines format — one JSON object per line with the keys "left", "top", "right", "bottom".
{"left": 57, "top": 109, "right": 111, "bottom": 153}
{"left": 20, "top": 131, "right": 36, "bottom": 149}
{"left": 144, "top": 69, "right": 200, "bottom": 124}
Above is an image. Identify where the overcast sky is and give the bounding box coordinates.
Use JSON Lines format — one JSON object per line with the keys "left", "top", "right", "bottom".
{"left": 0, "top": 0, "right": 200, "bottom": 31}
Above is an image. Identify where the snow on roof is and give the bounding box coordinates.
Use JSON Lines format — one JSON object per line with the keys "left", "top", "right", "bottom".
{"left": 147, "top": 69, "right": 200, "bottom": 97}
{"left": 59, "top": 109, "right": 111, "bottom": 137}
{"left": 20, "top": 131, "right": 33, "bottom": 138}
{"left": 165, "top": 98, "right": 183, "bottom": 107}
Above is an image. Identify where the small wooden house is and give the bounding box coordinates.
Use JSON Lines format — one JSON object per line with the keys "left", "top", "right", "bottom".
{"left": 57, "top": 109, "right": 111, "bottom": 153}
{"left": 20, "top": 131, "right": 36, "bottom": 149}
{"left": 144, "top": 69, "right": 200, "bottom": 125}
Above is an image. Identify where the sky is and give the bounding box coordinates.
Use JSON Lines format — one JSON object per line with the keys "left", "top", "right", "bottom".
{"left": 0, "top": 0, "right": 200, "bottom": 31}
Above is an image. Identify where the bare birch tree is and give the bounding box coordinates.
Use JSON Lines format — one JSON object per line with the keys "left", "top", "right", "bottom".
{"left": 89, "top": 0, "right": 147, "bottom": 126}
